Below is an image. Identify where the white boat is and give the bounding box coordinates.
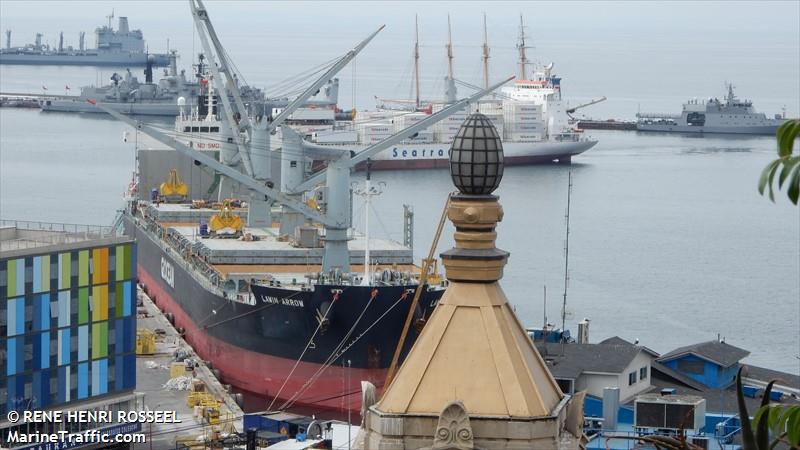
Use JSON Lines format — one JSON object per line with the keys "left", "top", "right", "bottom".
{"left": 299, "top": 14, "right": 598, "bottom": 169}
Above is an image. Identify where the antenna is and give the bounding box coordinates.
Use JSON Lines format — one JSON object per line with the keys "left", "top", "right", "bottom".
{"left": 482, "top": 13, "right": 490, "bottom": 90}
{"left": 561, "top": 171, "right": 572, "bottom": 352}
{"left": 414, "top": 14, "right": 421, "bottom": 109}
{"left": 107, "top": 9, "right": 114, "bottom": 29}
{"left": 351, "top": 159, "right": 385, "bottom": 286}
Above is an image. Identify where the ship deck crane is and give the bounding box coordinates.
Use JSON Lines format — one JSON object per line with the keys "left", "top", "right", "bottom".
{"left": 96, "top": 0, "right": 514, "bottom": 273}
{"left": 566, "top": 96, "right": 607, "bottom": 115}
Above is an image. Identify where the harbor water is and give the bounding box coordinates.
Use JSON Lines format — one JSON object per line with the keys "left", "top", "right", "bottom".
{"left": 1, "top": 107, "right": 797, "bottom": 374}
{"left": 1, "top": 1, "right": 798, "bottom": 375}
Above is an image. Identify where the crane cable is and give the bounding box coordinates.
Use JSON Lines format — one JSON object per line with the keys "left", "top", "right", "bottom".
{"left": 384, "top": 192, "right": 452, "bottom": 388}
{"left": 278, "top": 288, "right": 412, "bottom": 412}
{"left": 277, "top": 288, "right": 378, "bottom": 411}
{"left": 266, "top": 289, "right": 344, "bottom": 412}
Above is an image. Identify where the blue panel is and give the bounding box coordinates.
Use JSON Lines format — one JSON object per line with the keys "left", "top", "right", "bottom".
{"left": 58, "top": 291, "right": 70, "bottom": 327}
{"left": 7, "top": 337, "right": 17, "bottom": 375}
{"left": 58, "top": 366, "right": 69, "bottom": 403}
{"left": 40, "top": 293, "right": 50, "bottom": 330}
{"left": 99, "top": 359, "right": 108, "bottom": 394}
{"left": 78, "top": 325, "right": 89, "bottom": 361}
{"left": 123, "top": 354, "right": 136, "bottom": 389}
{"left": 32, "top": 372, "right": 42, "bottom": 409}
{"left": 78, "top": 362, "right": 89, "bottom": 399}
{"left": 115, "top": 318, "right": 125, "bottom": 354}
{"left": 7, "top": 375, "right": 18, "bottom": 412}
{"left": 115, "top": 355, "right": 124, "bottom": 391}
{"left": 124, "top": 316, "right": 135, "bottom": 353}
{"left": 59, "top": 328, "right": 70, "bottom": 365}
{"left": 91, "top": 360, "right": 100, "bottom": 396}
{"left": 40, "top": 331, "right": 50, "bottom": 369}
{"left": 33, "top": 256, "right": 41, "bottom": 292}
{"left": 39, "top": 369, "right": 51, "bottom": 408}
{"left": 15, "top": 298, "right": 24, "bottom": 335}
{"left": 123, "top": 280, "right": 132, "bottom": 316}
{"left": 7, "top": 297, "right": 25, "bottom": 336}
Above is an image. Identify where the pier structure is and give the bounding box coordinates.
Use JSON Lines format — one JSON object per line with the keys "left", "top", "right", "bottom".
{"left": 355, "top": 114, "right": 586, "bottom": 449}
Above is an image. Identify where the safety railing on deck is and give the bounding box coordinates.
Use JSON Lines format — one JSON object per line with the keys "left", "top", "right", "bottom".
{"left": 0, "top": 219, "right": 120, "bottom": 252}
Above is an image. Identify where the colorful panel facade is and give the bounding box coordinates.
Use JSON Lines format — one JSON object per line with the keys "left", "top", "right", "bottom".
{"left": 0, "top": 242, "right": 137, "bottom": 414}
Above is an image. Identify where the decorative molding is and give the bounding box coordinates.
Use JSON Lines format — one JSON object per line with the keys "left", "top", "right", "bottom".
{"left": 430, "top": 401, "right": 473, "bottom": 450}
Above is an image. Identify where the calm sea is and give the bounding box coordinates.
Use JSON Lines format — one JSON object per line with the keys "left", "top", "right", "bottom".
{"left": 1, "top": 1, "right": 798, "bottom": 374}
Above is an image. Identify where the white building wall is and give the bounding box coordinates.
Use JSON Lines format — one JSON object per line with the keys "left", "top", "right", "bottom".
{"left": 576, "top": 373, "right": 618, "bottom": 398}
{"left": 575, "top": 350, "right": 655, "bottom": 401}
{"left": 618, "top": 351, "right": 654, "bottom": 402}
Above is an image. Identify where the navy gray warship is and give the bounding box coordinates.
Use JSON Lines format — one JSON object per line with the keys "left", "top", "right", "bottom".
{"left": 39, "top": 52, "right": 339, "bottom": 116}
{"left": 0, "top": 14, "right": 169, "bottom": 66}
{"left": 636, "top": 84, "right": 787, "bottom": 135}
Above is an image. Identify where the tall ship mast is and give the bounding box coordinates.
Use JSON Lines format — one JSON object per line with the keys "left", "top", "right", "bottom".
{"left": 0, "top": 14, "right": 170, "bottom": 66}
{"left": 327, "top": 15, "right": 598, "bottom": 169}
{"left": 636, "top": 83, "right": 788, "bottom": 135}
{"left": 103, "top": 0, "right": 508, "bottom": 416}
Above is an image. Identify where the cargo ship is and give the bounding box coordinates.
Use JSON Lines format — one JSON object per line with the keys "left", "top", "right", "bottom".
{"left": 0, "top": 14, "right": 169, "bottom": 66}
{"left": 102, "top": 0, "right": 508, "bottom": 416}
{"left": 636, "top": 84, "right": 788, "bottom": 135}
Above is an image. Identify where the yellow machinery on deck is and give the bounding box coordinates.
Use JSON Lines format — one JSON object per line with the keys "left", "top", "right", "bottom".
{"left": 136, "top": 329, "right": 156, "bottom": 355}
{"left": 159, "top": 169, "right": 189, "bottom": 200}
{"left": 208, "top": 200, "right": 244, "bottom": 236}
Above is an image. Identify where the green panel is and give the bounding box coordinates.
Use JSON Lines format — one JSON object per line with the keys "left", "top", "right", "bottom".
{"left": 41, "top": 255, "right": 50, "bottom": 292}
{"left": 124, "top": 244, "right": 132, "bottom": 279}
{"left": 115, "top": 245, "right": 124, "bottom": 282}
{"left": 60, "top": 252, "right": 71, "bottom": 290}
{"left": 115, "top": 282, "right": 124, "bottom": 319}
{"left": 7, "top": 259, "right": 15, "bottom": 297}
{"left": 92, "top": 322, "right": 108, "bottom": 359}
{"left": 78, "top": 288, "right": 89, "bottom": 324}
{"left": 78, "top": 250, "right": 89, "bottom": 286}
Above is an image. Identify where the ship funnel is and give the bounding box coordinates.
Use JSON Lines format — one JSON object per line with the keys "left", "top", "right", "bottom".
{"left": 79, "top": 31, "right": 85, "bottom": 51}
{"left": 58, "top": 32, "right": 63, "bottom": 52}
{"left": 118, "top": 17, "right": 129, "bottom": 33}
{"left": 35, "top": 33, "right": 42, "bottom": 48}
{"left": 5, "top": 30, "right": 10, "bottom": 49}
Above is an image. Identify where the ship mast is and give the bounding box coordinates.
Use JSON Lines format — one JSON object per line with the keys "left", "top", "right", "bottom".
{"left": 516, "top": 14, "right": 529, "bottom": 81}
{"left": 446, "top": 14, "right": 454, "bottom": 80}
{"left": 414, "top": 14, "right": 421, "bottom": 109}
{"left": 353, "top": 160, "right": 384, "bottom": 286}
{"left": 482, "top": 13, "right": 490, "bottom": 90}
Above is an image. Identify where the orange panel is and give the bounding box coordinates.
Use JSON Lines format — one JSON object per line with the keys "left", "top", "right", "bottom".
{"left": 92, "top": 248, "right": 109, "bottom": 285}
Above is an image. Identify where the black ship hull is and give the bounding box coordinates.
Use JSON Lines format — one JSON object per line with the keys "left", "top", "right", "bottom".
{"left": 125, "top": 215, "right": 441, "bottom": 413}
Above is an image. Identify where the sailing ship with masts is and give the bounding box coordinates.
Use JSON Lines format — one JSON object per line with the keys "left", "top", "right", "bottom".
{"left": 301, "top": 15, "right": 598, "bottom": 168}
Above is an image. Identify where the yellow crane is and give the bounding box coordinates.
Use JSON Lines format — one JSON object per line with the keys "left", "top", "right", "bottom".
{"left": 209, "top": 200, "right": 244, "bottom": 236}
{"left": 159, "top": 169, "right": 189, "bottom": 199}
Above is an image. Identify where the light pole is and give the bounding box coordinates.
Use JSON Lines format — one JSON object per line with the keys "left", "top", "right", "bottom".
{"left": 347, "top": 359, "right": 352, "bottom": 450}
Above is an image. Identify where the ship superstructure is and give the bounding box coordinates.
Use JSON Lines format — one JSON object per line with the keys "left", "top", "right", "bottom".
{"left": 636, "top": 84, "right": 787, "bottom": 135}
{"left": 298, "top": 15, "right": 597, "bottom": 169}
{"left": 1, "top": 14, "right": 169, "bottom": 66}
{"left": 100, "top": 0, "right": 510, "bottom": 416}
{"left": 40, "top": 53, "right": 269, "bottom": 116}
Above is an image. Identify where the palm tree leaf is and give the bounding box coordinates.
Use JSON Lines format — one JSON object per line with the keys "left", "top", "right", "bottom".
{"left": 778, "top": 156, "right": 800, "bottom": 188}
{"left": 776, "top": 119, "right": 800, "bottom": 158}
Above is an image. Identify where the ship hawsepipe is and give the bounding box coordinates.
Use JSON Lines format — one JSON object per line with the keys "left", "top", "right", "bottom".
{"left": 124, "top": 215, "right": 440, "bottom": 414}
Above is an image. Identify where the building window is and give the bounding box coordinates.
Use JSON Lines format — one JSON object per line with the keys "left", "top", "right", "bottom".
{"left": 677, "top": 359, "right": 704, "bottom": 375}
{"left": 640, "top": 366, "right": 648, "bottom": 380}
{"left": 628, "top": 371, "right": 637, "bottom": 385}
